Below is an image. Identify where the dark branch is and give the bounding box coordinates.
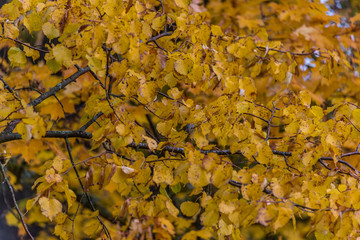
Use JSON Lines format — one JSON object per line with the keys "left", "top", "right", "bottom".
{"left": 79, "top": 112, "right": 104, "bottom": 132}
{"left": 0, "top": 66, "right": 91, "bottom": 135}
{"left": 0, "top": 130, "right": 92, "bottom": 144}
{"left": 147, "top": 32, "right": 173, "bottom": 43}
{"left": 29, "top": 66, "right": 90, "bottom": 107}
{"left": 3, "top": 37, "right": 49, "bottom": 53}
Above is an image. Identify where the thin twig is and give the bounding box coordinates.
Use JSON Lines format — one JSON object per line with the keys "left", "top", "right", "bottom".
{"left": 71, "top": 194, "right": 84, "bottom": 240}
{"left": 157, "top": 91, "right": 186, "bottom": 106}
{"left": 0, "top": 162, "right": 34, "bottom": 240}
{"left": 79, "top": 112, "right": 104, "bottom": 132}
{"left": 256, "top": 46, "right": 317, "bottom": 56}
{"left": 0, "top": 75, "right": 21, "bottom": 101}
{"left": 62, "top": 152, "right": 107, "bottom": 176}
{"left": 3, "top": 37, "right": 49, "bottom": 53}
{"left": 265, "top": 102, "right": 277, "bottom": 142}
{"left": 131, "top": 96, "right": 165, "bottom": 120}
{"left": 65, "top": 138, "right": 112, "bottom": 239}
{"left": 147, "top": 32, "right": 173, "bottom": 43}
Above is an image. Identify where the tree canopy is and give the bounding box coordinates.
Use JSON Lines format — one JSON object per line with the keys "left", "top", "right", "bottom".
{"left": 1, "top": 0, "right": 360, "bottom": 239}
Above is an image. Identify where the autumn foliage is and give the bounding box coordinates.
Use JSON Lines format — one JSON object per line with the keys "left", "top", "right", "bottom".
{"left": 1, "top": 0, "right": 360, "bottom": 239}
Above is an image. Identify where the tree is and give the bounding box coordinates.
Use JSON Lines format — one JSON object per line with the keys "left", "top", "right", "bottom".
{"left": 0, "top": 0, "right": 360, "bottom": 239}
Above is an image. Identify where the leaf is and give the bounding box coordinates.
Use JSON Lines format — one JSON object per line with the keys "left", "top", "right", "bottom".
{"left": 174, "top": 59, "right": 193, "bottom": 75}
{"left": 120, "top": 166, "right": 137, "bottom": 177}
{"left": 38, "top": 197, "right": 62, "bottom": 221}
{"left": 273, "top": 207, "right": 292, "bottom": 230}
{"left": 42, "top": 22, "right": 60, "bottom": 40}
{"left": 175, "top": 0, "right": 191, "bottom": 9}
{"left": 143, "top": 135, "right": 158, "bottom": 152}
{"left": 158, "top": 217, "right": 175, "bottom": 235}
{"left": 180, "top": 201, "right": 200, "bottom": 217}
{"left": 8, "top": 47, "right": 27, "bottom": 67}
{"left": 299, "top": 90, "right": 311, "bottom": 107}
{"left": 166, "top": 200, "right": 179, "bottom": 217}
{"left": 53, "top": 45, "right": 72, "bottom": 68}
{"left": 84, "top": 219, "right": 101, "bottom": 236}
{"left": 188, "top": 164, "right": 210, "bottom": 187}
{"left": 152, "top": 16, "right": 166, "bottom": 32}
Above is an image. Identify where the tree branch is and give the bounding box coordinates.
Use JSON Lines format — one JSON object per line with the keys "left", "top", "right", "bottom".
{"left": 29, "top": 66, "right": 90, "bottom": 107}
{"left": 0, "top": 66, "right": 91, "bottom": 135}
{"left": 79, "top": 112, "right": 104, "bottom": 132}
{"left": 0, "top": 130, "right": 92, "bottom": 144}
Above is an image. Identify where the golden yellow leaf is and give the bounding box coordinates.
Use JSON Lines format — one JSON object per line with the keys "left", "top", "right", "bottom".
{"left": 166, "top": 200, "right": 179, "bottom": 217}
{"left": 180, "top": 201, "right": 200, "bottom": 217}
{"left": 42, "top": 22, "right": 60, "bottom": 40}
{"left": 158, "top": 217, "right": 175, "bottom": 235}
{"left": 299, "top": 90, "right": 311, "bottom": 107}
{"left": 143, "top": 135, "right": 158, "bottom": 152}
{"left": 188, "top": 164, "right": 210, "bottom": 187}
{"left": 175, "top": 0, "right": 191, "bottom": 9}
{"left": 174, "top": 58, "right": 193, "bottom": 75}
{"left": 53, "top": 45, "right": 72, "bottom": 68}
{"left": 8, "top": 47, "right": 27, "bottom": 67}
{"left": 38, "top": 197, "right": 62, "bottom": 221}
{"left": 84, "top": 219, "right": 101, "bottom": 237}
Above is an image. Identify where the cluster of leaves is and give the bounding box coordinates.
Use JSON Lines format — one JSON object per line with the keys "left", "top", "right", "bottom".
{"left": 1, "top": 0, "right": 360, "bottom": 239}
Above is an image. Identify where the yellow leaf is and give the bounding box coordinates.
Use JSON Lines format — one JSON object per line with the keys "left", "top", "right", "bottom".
{"left": 174, "top": 58, "right": 193, "bottom": 75}
{"left": 180, "top": 201, "right": 200, "bottom": 217}
{"left": 8, "top": 47, "right": 27, "bottom": 67}
{"left": 42, "top": 22, "right": 60, "bottom": 40}
{"left": 201, "top": 209, "right": 219, "bottom": 226}
{"left": 4, "top": 23, "right": 19, "bottom": 38}
{"left": 256, "top": 207, "right": 276, "bottom": 226}
{"left": 152, "top": 16, "right": 166, "bottom": 32}
{"left": 113, "top": 35, "right": 130, "bottom": 55}
{"left": 23, "top": 46, "right": 40, "bottom": 62}
{"left": 26, "top": 198, "right": 37, "bottom": 211}
{"left": 53, "top": 45, "right": 72, "bottom": 68}
{"left": 38, "top": 197, "right": 62, "bottom": 221}
{"left": 338, "top": 184, "right": 347, "bottom": 192}
{"left": 110, "top": 60, "right": 128, "bottom": 79}
{"left": 212, "top": 164, "right": 232, "bottom": 188}
{"left": 143, "top": 135, "right": 158, "bottom": 152}
{"left": 52, "top": 157, "right": 63, "bottom": 172}
{"left": 188, "top": 164, "right": 210, "bottom": 187}
{"left": 158, "top": 217, "right": 175, "bottom": 235}
{"left": 211, "top": 25, "right": 223, "bottom": 36}
{"left": 24, "top": 12, "right": 43, "bottom": 32}
{"left": 153, "top": 164, "right": 174, "bottom": 184}
{"left": 166, "top": 200, "right": 179, "bottom": 217}
{"left": 5, "top": 211, "right": 18, "bottom": 226}
{"left": 352, "top": 109, "right": 360, "bottom": 122}
{"left": 218, "top": 218, "right": 233, "bottom": 235}
{"left": 299, "top": 90, "right": 311, "bottom": 107}
{"left": 16, "top": 122, "right": 32, "bottom": 142}
{"left": 45, "top": 168, "right": 62, "bottom": 183}
{"left": 273, "top": 207, "right": 292, "bottom": 230}
{"left": 250, "top": 61, "right": 262, "bottom": 78}
{"left": 310, "top": 106, "right": 324, "bottom": 119}
{"left": 1, "top": 3, "right": 20, "bottom": 20}
{"left": 175, "top": 0, "right": 191, "bottom": 9}
{"left": 84, "top": 218, "right": 101, "bottom": 237}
